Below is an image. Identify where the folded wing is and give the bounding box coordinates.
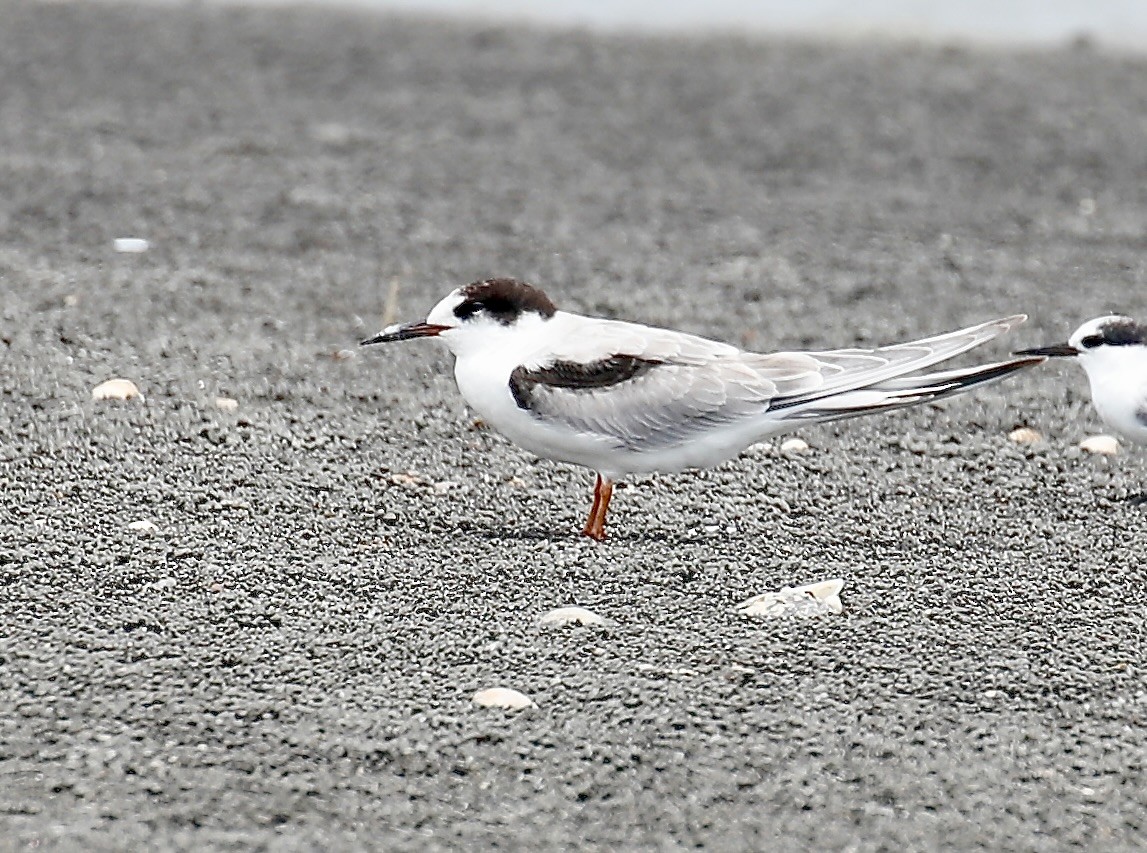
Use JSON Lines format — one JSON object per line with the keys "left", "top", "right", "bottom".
{"left": 509, "top": 315, "right": 1039, "bottom": 452}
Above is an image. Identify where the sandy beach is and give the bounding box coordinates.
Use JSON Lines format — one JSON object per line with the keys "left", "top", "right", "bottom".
{"left": 2, "top": 1, "right": 1146, "bottom": 848}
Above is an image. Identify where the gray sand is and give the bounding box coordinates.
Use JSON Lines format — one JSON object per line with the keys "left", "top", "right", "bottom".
{"left": 2, "top": 3, "right": 1146, "bottom": 849}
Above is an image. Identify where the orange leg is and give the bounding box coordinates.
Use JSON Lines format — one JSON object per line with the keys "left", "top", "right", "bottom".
{"left": 581, "top": 474, "right": 603, "bottom": 538}
{"left": 581, "top": 475, "right": 614, "bottom": 542}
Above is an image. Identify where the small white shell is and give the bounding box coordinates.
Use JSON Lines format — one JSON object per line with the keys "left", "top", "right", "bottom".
{"left": 1008, "top": 427, "right": 1043, "bottom": 444}
{"left": 92, "top": 378, "right": 142, "bottom": 401}
{"left": 538, "top": 606, "right": 608, "bottom": 628}
{"left": 1079, "top": 434, "right": 1119, "bottom": 455}
{"left": 127, "top": 520, "right": 158, "bottom": 532}
{"left": 472, "top": 688, "right": 534, "bottom": 710}
{"left": 780, "top": 437, "right": 809, "bottom": 453}
{"left": 113, "top": 238, "right": 149, "bottom": 253}
{"left": 311, "top": 122, "right": 353, "bottom": 146}
{"left": 735, "top": 578, "right": 844, "bottom": 618}
{"left": 214, "top": 397, "right": 239, "bottom": 412}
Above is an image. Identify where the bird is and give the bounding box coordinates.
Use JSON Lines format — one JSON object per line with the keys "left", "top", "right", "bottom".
{"left": 1015, "top": 314, "right": 1147, "bottom": 445}
{"left": 361, "top": 278, "right": 1044, "bottom": 541}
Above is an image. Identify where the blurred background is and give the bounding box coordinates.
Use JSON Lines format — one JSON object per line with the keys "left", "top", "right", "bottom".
{"left": 205, "top": 0, "right": 1147, "bottom": 50}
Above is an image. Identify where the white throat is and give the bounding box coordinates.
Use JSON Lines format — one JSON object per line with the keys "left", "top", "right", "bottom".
{"left": 440, "top": 311, "right": 558, "bottom": 365}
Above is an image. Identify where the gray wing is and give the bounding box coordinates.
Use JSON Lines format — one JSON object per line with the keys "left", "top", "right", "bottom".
{"left": 508, "top": 316, "right": 816, "bottom": 452}
{"left": 751, "top": 314, "right": 1029, "bottom": 404}
{"left": 510, "top": 314, "right": 1030, "bottom": 451}
{"left": 509, "top": 355, "right": 790, "bottom": 452}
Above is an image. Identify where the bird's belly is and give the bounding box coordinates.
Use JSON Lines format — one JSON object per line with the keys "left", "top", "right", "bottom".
{"left": 453, "top": 361, "right": 624, "bottom": 470}
{"left": 1093, "top": 394, "right": 1147, "bottom": 444}
{"left": 1090, "top": 372, "right": 1147, "bottom": 445}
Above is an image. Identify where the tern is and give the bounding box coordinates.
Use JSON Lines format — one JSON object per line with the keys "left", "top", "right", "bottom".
{"left": 1016, "top": 315, "right": 1147, "bottom": 445}
{"left": 363, "top": 278, "right": 1042, "bottom": 541}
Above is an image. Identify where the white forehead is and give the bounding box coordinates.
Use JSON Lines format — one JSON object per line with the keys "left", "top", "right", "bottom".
{"left": 1068, "top": 314, "right": 1132, "bottom": 348}
{"left": 425, "top": 288, "right": 467, "bottom": 325}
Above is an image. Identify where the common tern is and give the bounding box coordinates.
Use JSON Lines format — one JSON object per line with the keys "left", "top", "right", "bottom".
{"left": 363, "top": 278, "right": 1043, "bottom": 541}
{"left": 1016, "top": 315, "right": 1147, "bottom": 445}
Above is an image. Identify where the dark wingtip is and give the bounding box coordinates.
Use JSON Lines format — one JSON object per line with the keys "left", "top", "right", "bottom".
{"left": 945, "top": 355, "right": 1047, "bottom": 389}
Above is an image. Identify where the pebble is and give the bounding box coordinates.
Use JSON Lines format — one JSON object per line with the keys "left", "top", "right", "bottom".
{"left": 113, "top": 238, "right": 150, "bottom": 253}
{"left": 127, "top": 520, "right": 158, "bottom": 533}
{"left": 472, "top": 687, "right": 534, "bottom": 710}
{"left": 735, "top": 578, "right": 844, "bottom": 618}
{"left": 1008, "top": 427, "right": 1043, "bottom": 444}
{"left": 1079, "top": 434, "right": 1119, "bottom": 455}
{"left": 214, "top": 397, "right": 239, "bottom": 412}
{"left": 634, "top": 663, "right": 697, "bottom": 677}
{"left": 538, "top": 606, "right": 608, "bottom": 628}
{"left": 310, "top": 122, "right": 354, "bottom": 146}
{"left": 92, "top": 378, "right": 142, "bottom": 401}
{"left": 780, "top": 437, "right": 810, "bottom": 453}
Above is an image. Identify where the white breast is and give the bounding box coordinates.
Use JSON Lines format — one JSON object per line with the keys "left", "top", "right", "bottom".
{"left": 448, "top": 313, "right": 629, "bottom": 472}
{"left": 1081, "top": 347, "right": 1147, "bottom": 444}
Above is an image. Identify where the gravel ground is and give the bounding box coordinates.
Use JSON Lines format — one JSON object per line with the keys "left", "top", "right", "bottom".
{"left": 2, "top": 2, "right": 1147, "bottom": 849}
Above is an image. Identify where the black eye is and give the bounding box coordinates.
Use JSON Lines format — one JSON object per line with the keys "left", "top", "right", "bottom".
{"left": 1080, "top": 334, "right": 1103, "bottom": 349}
{"left": 451, "top": 295, "right": 520, "bottom": 325}
{"left": 453, "top": 300, "right": 482, "bottom": 320}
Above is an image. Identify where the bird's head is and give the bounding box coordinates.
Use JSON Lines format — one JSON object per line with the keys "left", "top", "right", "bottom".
{"left": 1016, "top": 314, "right": 1146, "bottom": 378}
{"left": 361, "top": 278, "right": 558, "bottom": 358}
